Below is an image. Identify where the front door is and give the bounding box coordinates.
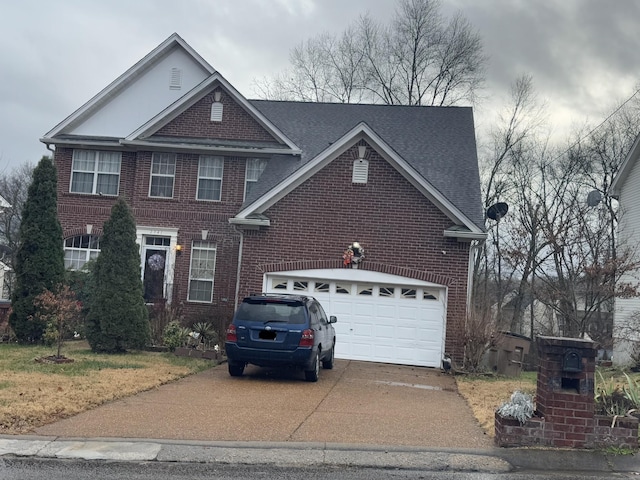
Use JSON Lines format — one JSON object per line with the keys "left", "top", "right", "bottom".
{"left": 142, "top": 236, "right": 170, "bottom": 303}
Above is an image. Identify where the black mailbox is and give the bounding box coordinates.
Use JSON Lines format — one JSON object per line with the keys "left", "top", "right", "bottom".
{"left": 563, "top": 350, "right": 582, "bottom": 372}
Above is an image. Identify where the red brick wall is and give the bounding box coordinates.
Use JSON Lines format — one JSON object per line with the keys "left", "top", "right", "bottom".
{"left": 55, "top": 147, "right": 245, "bottom": 323}
{"left": 155, "top": 90, "right": 278, "bottom": 143}
{"left": 239, "top": 141, "right": 471, "bottom": 362}
{"left": 54, "top": 139, "right": 474, "bottom": 361}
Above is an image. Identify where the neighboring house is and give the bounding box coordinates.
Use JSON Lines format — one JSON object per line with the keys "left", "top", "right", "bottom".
{"left": 611, "top": 133, "right": 640, "bottom": 365}
{"left": 0, "top": 195, "right": 13, "bottom": 303}
{"left": 0, "top": 261, "right": 11, "bottom": 301}
{"left": 41, "top": 33, "right": 486, "bottom": 368}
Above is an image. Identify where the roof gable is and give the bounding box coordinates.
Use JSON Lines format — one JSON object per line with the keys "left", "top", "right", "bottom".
{"left": 42, "top": 33, "right": 214, "bottom": 141}
{"left": 123, "top": 75, "right": 299, "bottom": 152}
{"left": 233, "top": 122, "right": 484, "bottom": 236}
{"left": 242, "top": 101, "right": 485, "bottom": 231}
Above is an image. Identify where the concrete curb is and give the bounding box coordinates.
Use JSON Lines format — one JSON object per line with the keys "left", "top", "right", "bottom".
{"left": 1, "top": 436, "right": 639, "bottom": 474}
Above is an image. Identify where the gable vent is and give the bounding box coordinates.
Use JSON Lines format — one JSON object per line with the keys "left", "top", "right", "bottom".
{"left": 352, "top": 159, "right": 369, "bottom": 184}
{"left": 210, "top": 90, "right": 223, "bottom": 122}
{"left": 169, "top": 67, "right": 182, "bottom": 90}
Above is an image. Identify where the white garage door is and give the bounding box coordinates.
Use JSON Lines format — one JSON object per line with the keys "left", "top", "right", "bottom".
{"left": 264, "top": 269, "right": 446, "bottom": 368}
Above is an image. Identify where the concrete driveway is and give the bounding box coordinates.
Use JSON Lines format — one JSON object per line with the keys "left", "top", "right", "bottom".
{"left": 35, "top": 360, "right": 491, "bottom": 449}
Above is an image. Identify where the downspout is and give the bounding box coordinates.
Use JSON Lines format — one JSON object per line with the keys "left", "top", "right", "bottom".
{"left": 45, "top": 143, "right": 55, "bottom": 163}
{"left": 467, "top": 239, "right": 482, "bottom": 310}
{"left": 233, "top": 226, "right": 244, "bottom": 310}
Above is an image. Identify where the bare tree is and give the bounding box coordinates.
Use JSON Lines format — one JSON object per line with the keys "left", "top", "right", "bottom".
{"left": 254, "top": 0, "right": 486, "bottom": 107}
{"left": 472, "top": 74, "right": 547, "bottom": 330}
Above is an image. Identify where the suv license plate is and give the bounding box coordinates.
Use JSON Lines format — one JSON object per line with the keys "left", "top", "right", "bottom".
{"left": 259, "top": 330, "right": 277, "bottom": 340}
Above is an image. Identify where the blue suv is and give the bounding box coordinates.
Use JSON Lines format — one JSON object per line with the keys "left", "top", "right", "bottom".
{"left": 225, "top": 294, "right": 337, "bottom": 382}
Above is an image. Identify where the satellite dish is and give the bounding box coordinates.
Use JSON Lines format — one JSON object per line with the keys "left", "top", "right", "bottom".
{"left": 486, "top": 202, "right": 509, "bottom": 221}
{"left": 587, "top": 190, "right": 602, "bottom": 207}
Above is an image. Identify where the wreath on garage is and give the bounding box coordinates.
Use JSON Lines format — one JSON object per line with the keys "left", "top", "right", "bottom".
{"left": 342, "top": 241, "right": 364, "bottom": 267}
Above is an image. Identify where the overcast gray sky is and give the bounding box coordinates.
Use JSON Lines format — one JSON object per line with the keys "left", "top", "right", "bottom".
{"left": 1, "top": 0, "right": 639, "bottom": 172}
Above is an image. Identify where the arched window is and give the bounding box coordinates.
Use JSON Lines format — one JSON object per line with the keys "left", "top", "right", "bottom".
{"left": 64, "top": 235, "right": 101, "bottom": 270}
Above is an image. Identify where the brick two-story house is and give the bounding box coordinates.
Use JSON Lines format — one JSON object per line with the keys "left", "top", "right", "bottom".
{"left": 41, "top": 33, "right": 486, "bottom": 368}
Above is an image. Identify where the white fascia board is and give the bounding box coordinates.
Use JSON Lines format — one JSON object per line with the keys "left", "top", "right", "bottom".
{"left": 611, "top": 132, "right": 640, "bottom": 198}
{"left": 40, "top": 137, "right": 122, "bottom": 149}
{"left": 120, "top": 139, "right": 299, "bottom": 156}
{"left": 125, "top": 74, "right": 300, "bottom": 152}
{"left": 234, "top": 122, "right": 484, "bottom": 235}
{"left": 43, "top": 33, "right": 214, "bottom": 140}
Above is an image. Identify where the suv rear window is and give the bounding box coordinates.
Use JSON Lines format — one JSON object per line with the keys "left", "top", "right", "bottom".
{"left": 235, "top": 299, "right": 307, "bottom": 324}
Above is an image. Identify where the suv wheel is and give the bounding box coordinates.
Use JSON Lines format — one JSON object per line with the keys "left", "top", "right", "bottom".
{"left": 322, "top": 344, "right": 335, "bottom": 370}
{"left": 305, "top": 351, "right": 320, "bottom": 382}
{"left": 228, "top": 362, "right": 245, "bottom": 377}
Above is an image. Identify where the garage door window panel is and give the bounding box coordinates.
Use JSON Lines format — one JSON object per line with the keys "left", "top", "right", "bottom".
{"left": 336, "top": 283, "right": 351, "bottom": 294}
{"left": 379, "top": 287, "right": 395, "bottom": 298}
{"left": 357, "top": 285, "right": 373, "bottom": 296}
{"left": 271, "top": 279, "right": 288, "bottom": 290}
{"left": 314, "top": 282, "right": 330, "bottom": 293}
{"left": 401, "top": 288, "right": 417, "bottom": 299}
{"left": 423, "top": 289, "right": 438, "bottom": 300}
{"left": 293, "top": 281, "right": 308, "bottom": 292}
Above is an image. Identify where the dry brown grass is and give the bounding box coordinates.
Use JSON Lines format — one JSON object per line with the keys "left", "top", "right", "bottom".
{"left": 456, "top": 372, "right": 537, "bottom": 437}
{"left": 0, "top": 340, "right": 212, "bottom": 434}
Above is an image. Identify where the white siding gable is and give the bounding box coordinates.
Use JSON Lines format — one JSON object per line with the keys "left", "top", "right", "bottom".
{"left": 614, "top": 155, "right": 640, "bottom": 364}
{"left": 70, "top": 47, "right": 210, "bottom": 138}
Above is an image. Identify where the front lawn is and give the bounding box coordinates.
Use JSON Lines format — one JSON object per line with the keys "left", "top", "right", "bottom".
{"left": 0, "top": 340, "right": 212, "bottom": 434}
{"left": 456, "top": 372, "right": 537, "bottom": 436}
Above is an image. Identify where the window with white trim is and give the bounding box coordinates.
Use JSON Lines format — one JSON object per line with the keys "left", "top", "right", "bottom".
{"left": 188, "top": 241, "right": 217, "bottom": 302}
{"left": 244, "top": 158, "right": 267, "bottom": 199}
{"left": 71, "top": 150, "right": 121, "bottom": 195}
{"left": 64, "top": 235, "right": 101, "bottom": 270}
{"left": 197, "top": 155, "right": 223, "bottom": 201}
{"left": 150, "top": 153, "right": 176, "bottom": 198}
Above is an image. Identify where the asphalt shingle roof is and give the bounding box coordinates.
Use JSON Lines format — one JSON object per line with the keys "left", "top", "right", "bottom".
{"left": 249, "top": 100, "right": 485, "bottom": 230}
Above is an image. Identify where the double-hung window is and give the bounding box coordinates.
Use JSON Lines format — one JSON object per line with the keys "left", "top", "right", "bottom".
{"left": 197, "top": 155, "right": 223, "bottom": 201}
{"left": 71, "top": 150, "right": 120, "bottom": 195}
{"left": 150, "top": 153, "right": 176, "bottom": 198}
{"left": 188, "top": 241, "right": 217, "bottom": 302}
{"left": 244, "top": 158, "right": 267, "bottom": 200}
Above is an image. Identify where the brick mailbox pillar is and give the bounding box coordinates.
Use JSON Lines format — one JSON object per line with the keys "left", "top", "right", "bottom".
{"left": 536, "top": 336, "right": 596, "bottom": 423}
{"left": 496, "top": 335, "right": 638, "bottom": 449}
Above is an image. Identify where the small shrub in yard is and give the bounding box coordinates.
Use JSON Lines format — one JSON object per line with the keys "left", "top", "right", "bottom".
{"left": 190, "top": 322, "right": 218, "bottom": 350}
{"left": 31, "top": 285, "right": 82, "bottom": 359}
{"left": 595, "top": 370, "right": 640, "bottom": 417}
{"left": 149, "top": 304, "right": 183, "bottom": 346}
{"left": 162, "top": 321, "right": 189, "bottom": 352}
{"left": 497, "top": 390, "right": 535, "bottom": 424}
{"left": 463, "top": 306, "right": 500, "bottom": 372}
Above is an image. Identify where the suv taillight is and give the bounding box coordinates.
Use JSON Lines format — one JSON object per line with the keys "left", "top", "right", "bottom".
{"left": 226, "top": 324, "right": 237, "bottom": 342}
{"left": 299, "top": 329, "right": 314, "bottom": 347}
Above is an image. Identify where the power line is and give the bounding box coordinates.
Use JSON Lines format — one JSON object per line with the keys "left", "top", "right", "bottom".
{"left": 542, "top": 87, "right": 640, "bottom": 170}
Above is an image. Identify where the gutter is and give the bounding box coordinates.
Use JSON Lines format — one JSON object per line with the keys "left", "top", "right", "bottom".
{"left": 443, "top": 229, "right": 487, "bottom": 242}
{"left": 120, "top": 139, "right": 301, "bottom": 156}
